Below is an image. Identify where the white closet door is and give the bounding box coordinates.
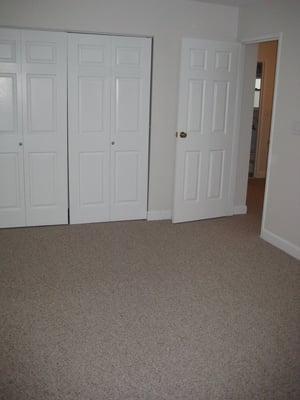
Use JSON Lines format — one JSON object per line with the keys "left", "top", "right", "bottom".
{"left": 21, "top": 30, "right": 68, "bottom": 226}
{"left": 68, "top": 34, "right": 151, "bottom": 224}
{"left": 0, "top": 29, "right": 26, "bottom": 228}
{"left": 68, "top": 34, "right": 111, "bottom": 224}
{"left": 110, "top": 36, "right": 151, "bottom": 221}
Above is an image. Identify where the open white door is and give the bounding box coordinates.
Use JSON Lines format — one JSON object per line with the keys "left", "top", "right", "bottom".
{"left": 173, "top": 39, "right": 240, "bottom": 223}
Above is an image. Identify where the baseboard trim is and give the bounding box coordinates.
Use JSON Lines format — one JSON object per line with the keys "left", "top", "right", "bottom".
{"left": 261, "top": 228, "right": 300, "bottom": 260}
{"left": 233, "top": 205, "right": 247, "bottom": 215}
{"left": 147, "top": 210, "right": 172, "bottom": 221}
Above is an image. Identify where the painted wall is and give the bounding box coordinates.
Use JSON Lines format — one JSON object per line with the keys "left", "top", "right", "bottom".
{"left": 238, "top": 0, "right": 300, "bottom": 251}
{"left": 0, "top": 0, "right": 239, "bottom": 214}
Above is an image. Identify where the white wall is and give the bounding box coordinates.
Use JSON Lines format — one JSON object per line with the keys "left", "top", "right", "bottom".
{"left": 0, "top": 0, "right": 239, "bottom": 214}
{"left": 238, "top": 0, "right": 300, "bottom": 255}
{"left": 234, "top": 43, "right": 257, "bottom": 209}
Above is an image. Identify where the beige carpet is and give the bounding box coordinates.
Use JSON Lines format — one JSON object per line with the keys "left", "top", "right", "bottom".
{"left": 0, "top": 180, "right": 299, "bottom": 400}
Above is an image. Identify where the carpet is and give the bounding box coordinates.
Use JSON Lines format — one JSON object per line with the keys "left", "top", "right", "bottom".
{"left": 0, "top": 180, "right": 299, "bottom": 399}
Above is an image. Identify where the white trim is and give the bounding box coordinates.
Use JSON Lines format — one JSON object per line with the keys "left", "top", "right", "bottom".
{"left": 229, "top": 43, "right": 245, "bottom": 215}
{"left": 233, "top": 205, "right": 247, "bottom": 215}
{"left": 240, "top": 32, "right": 283, "bottom": 242}
{"left": 261, "top": 228, "right": 300, "bottom": 260}
{"left": 260, "top": 33, "right": 282, "bottom": 237}
{"left": 147, "top": 210, "right": 172, "bottom": 220}
{"left": 242, "top": 33, "right": 281, "bottom": 44}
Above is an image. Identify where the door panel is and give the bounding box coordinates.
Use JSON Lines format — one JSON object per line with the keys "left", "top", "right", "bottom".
{"left": 27, "top": 74, "right": 56, "bottom": 132}
{"left": 22, "top": 30, "right": 68, "bottom": 226}
{"left": 28, "top": 152, "right": 56, "bottom": 206}
{"left": 183, "top": 151, "right": 202, "bottom": 202}
{"left": 173, "top": 39, "right": 240, "bottom": 222}
{"left": 68, "top": 34, "right": 111, "bottom": 223}
{"left": 0, "top": 29, "right": 25, "bottom": 227}
{"left": 110, "top": 36, "right": 151, "bottom": 221}
{"left": 79, "top": 152, "right": 105, "bottom": 206}
{"left": 115, "top": 151, "right": 139, "bottom": 202}
{"left": 0, "top": 153, "right": 21, "bottom": 208}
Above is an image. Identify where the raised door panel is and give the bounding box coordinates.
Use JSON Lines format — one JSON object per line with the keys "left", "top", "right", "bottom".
{"left": 187, "top": 79, "right": 205, "bottom": 134}
{"left": 22, "top": 30, "right": 68, "bottom": 226}
{"left": 0, "top": 29, "right": 25, "bottom": 228}
{"left": 79, "top": 152, "right": 105, "bottom": 206}
{"left": 116, "top": 77, "right": 141, "bottom": 134}
{"left": 0, "top": 153, "right": 21, "bottom": 209}
{"left": 28, "top": 152, "right": 56, "bottom": 207}
{"left": 68, "top": 33, "right": 111, "bottom": 223}
{"left": 207, "top": 150, "right": 224, "bottom": 199}
{"left": 183, "top": 151, "right": 202, "bottom": 202}
{"left": 211, "top": 81, "right": 229, "bottom": 135}
{"left": 78, "top": 77, "right": 104, "bottom": 134}
{"left": 27, "top": 74, "right": 56, "bottom": 133}
{"left": 115, "top": 152, "right": 139, "bottom": 203}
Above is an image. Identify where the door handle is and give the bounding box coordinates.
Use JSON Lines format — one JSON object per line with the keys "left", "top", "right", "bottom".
{"left": 179, "top": 132, "right": 187, "bottom": 138}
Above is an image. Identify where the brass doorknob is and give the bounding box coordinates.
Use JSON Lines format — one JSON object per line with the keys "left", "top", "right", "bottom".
{"left": 179, "top": 132, "right": 187, "bottom": 138}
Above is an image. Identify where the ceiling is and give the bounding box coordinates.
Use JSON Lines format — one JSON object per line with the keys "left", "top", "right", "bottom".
{"left": 191, "top": 0, "right": 261, "bottom": 6}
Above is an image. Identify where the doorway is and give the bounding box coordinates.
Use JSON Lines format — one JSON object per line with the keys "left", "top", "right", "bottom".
{"left": 246, "top": 40, "right": 278, "bottom": 219}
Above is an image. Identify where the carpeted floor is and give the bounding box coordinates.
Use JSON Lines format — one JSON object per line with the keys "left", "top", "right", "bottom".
{"left": 0, "top": 180, "right": 299, "bottom": 400}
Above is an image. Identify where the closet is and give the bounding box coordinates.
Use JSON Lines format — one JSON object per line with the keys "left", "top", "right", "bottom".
{"left": 0, "top": 28, "right": 151, "bottom": 228}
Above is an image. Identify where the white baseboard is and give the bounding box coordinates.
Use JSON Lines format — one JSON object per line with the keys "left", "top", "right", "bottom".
{"left": 147, "top": 210, "right": 172, "bottom": 221}
{"left": 261, "top": 228, "right": 300, "bottom": 260}
{"left": 233, "top": 205, "right": 247, "bottom": 215}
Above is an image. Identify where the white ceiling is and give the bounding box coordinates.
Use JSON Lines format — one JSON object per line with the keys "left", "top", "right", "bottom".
{"left": 191, "top": 0, "right": 261, "bottom": 6}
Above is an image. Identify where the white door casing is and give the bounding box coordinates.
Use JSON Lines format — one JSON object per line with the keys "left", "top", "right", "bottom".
{"left": 68, "top": 34, "right": 151, "bottom": 224}
{"left": 173, "top": 39, "right": 240, "bottom": 223}
{"left": 21, "top": 30, "right": 68, "bottom": 226}
{"left": 0, "top": 29, "right": 26, "bottom": 228}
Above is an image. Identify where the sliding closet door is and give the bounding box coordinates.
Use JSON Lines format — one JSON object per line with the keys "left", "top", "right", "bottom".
{"left": 68, "top": 34, "right": 111, "bottom": 224}
{"left": 0, "top": 29, "right": 26, "bottom": 228}
{"left": 110, "top": 36, "right": 151, "bottom": 221}
{"left": 21, "top": 30, "right": 68, "bottom": 226}
{"left": 68, "top": 34, "right": 151, "bottom": 224}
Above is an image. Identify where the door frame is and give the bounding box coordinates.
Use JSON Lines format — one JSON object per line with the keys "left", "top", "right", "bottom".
{"left": 240, "top": 32, "right": 283, "bottom": 238}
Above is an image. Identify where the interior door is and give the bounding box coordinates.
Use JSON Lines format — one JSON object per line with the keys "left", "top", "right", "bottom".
{"left": 0, "top": 29, "right": 26, "bottom": 228}
{"left": 110, "top": 36, "right": 151, "bottom": 221}
{"left": 68, "top": 33, "right": 111, "bottom": 224}
{"left": 173, "top": 38, "right": 240, "bottom": 223}
{"left": 21, "top": 30, "right": 68, "bottom": 226}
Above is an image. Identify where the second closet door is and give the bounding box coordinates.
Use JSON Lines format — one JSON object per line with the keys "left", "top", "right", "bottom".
{"left": 68, "top": 34, "right": 151, "bottom": 224}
